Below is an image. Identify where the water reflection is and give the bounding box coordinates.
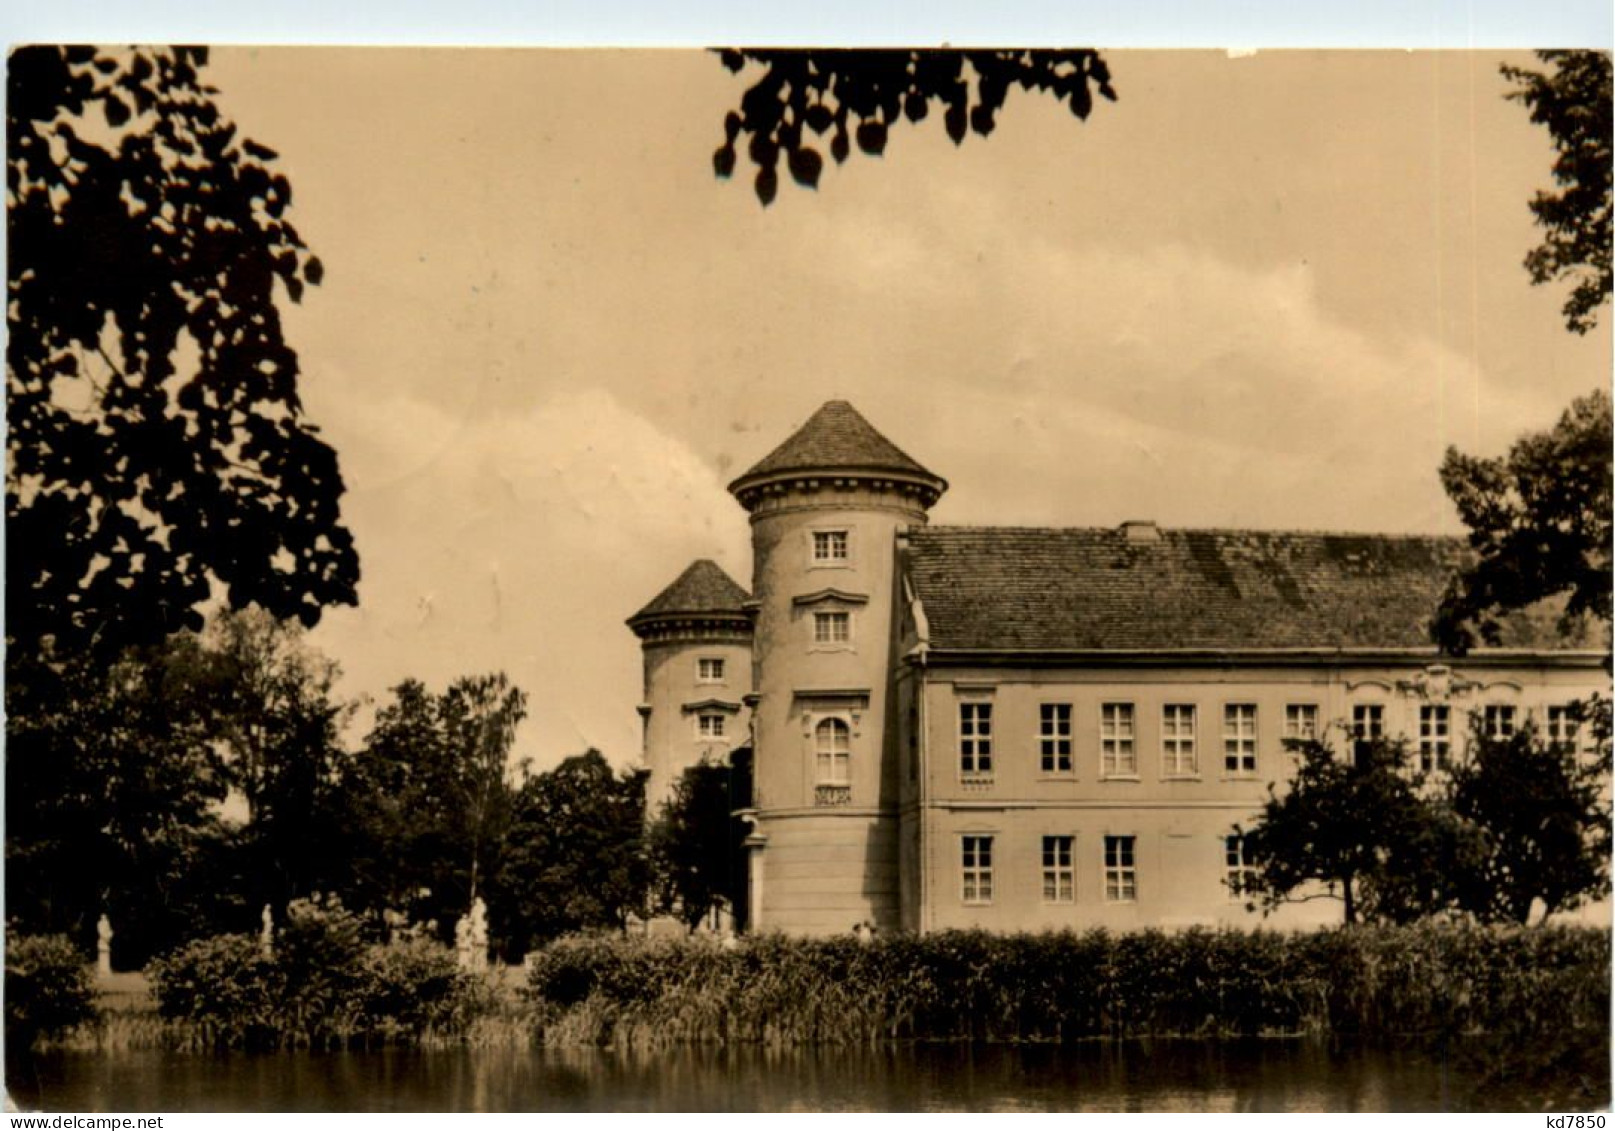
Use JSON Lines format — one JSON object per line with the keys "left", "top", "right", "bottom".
{"left": 10, "top": 1038, "right": 1607, "bottom": 1113}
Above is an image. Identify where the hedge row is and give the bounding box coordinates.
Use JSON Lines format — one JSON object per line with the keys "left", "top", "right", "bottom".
{"left": 522, "top": 924, "right": 1611, "bottom": 1047}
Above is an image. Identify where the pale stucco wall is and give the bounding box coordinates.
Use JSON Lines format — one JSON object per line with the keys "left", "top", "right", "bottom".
{"left": 640, "top": 634, "right": 753, "bottom": 813}
{"left": 909, "top": 658, "right": 1608, "bottom": 932}
{"left": 745, "top": 483, "right": 928, "bottom": 933}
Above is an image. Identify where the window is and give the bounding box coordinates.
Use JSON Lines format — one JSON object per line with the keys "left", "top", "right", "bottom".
{"left": 1042, "top": 835, "right": 1074, "bottom": 903}
{"left": 959, "top": 703, "right": 993, "bottom": 775}
{"left": 697, "top": 713, "right": 727, "bottom": 739}
{"left": 1225, "top": 834, "right": 1255, "bottom": 899}
{"left": 1040, "top": 703, "right": 1073, "bottom": 773}
{"left": 1483, "top": 704, "right": 1517, "bottom": 740}
{"left": 811, "top": 529, "right": 849, "bottom": 563}
{"left": 813, "top": 611, "right": 850, "bottom": 645}
{"left": 1353, "top": 704, "right": 1385, "bottom": 765}
{"left": 697, "top": 657, "right": 725, "bottom": 683}
{"left": 1101, "top": 703, "right": 1136, "bottom": 776}
{"left": 815, "top": 718, "right": 850, "bottom": 784}
{"left": 1284, "top": 704, "right": 1319, "bottom": 742}
{"left": 961, "top": 835, "right": 993, "bottom": 904}
{"left": 1418, "top": 704, "right": 1451, "bottom": 772}
{"left": 1223, "top": 704, "right": 1258, "bottom": 775}
{"left": 1161, "top": 704, "right": 1198, "bottom": 776}
{"left": 1103, "top": 835, "right": 1137, "bottom": 902}
{"left": 1547, "top": 704, "right": 1582, "bottom": 750}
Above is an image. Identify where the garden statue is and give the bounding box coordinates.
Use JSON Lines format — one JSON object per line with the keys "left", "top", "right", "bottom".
{"left": 96, "top": 914, "right": 113, "bottom": 977}
{"left": 468, "top": 897, "right": 489, "bottom": 973}
{"left": 260, "top": 904, "right": 274, "bottom": 960}
{"left": 454, "top": 909, "right": 473, "bottom": 971}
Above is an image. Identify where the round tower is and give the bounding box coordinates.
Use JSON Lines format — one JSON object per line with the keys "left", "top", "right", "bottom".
{"left": 728, "top": 401, "right": 946, "bottom": 935}
{"left": 626, "top": 559, "right": 754, "bottom": 814}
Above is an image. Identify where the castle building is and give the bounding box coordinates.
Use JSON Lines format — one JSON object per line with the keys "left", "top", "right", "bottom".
{"left": 629, "top": 401, "right": 1607, "bottom": 935}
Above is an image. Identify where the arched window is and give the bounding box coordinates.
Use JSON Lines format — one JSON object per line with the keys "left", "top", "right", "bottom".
{"left": 815, "top": 718, "right": 850, "bottom": 784}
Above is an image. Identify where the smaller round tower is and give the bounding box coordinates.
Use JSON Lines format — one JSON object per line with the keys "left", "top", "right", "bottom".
{"left": 626, "top": 559, "right": 755, "bottom": 813}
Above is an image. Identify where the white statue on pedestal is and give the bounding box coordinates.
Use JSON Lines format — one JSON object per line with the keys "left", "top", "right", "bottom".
{"left": 96, "top": 914, "right": 113, "bottom": 977}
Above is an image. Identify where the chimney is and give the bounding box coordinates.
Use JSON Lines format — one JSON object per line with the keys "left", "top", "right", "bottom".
{"left": 1121, "top": 520, "right": 1161, "bottom": 543}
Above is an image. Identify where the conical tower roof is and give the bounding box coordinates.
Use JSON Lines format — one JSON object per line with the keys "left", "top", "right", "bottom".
{"left": 728, "top": 400, "right": 947, "bottom": 508}
{"left": 627, "top": 559, "right": 752, "bottom": 636}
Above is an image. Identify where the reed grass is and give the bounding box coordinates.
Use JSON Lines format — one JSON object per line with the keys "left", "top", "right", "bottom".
{"left": 522, "top": 924, "right": 1611, "bottom": 1049}
{"left": 48, "top": 922, "right": 1607, "bottom": 1056}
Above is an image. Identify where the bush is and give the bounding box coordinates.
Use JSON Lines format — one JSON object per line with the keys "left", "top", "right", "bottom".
{"left": 4, "top": 934, "right": 100, "bottom": 1050}
{"left": 147, "top": 933, "right": 281, "bottom": 1048}
{"left": 147, "top": 897, "right": 496, "bottom": 1049}
{"left": 363, "top": 935, "right": 488, "bottom": 1037}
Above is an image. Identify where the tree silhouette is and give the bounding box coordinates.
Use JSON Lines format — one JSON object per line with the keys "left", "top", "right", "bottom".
{"left": 1433, "top": 388, "right": 1611, "bottom": 654}
{"left": 7, "top": 46, "right": 358, "bottom": 661}
{"left": 1447, "top": 707, "right": 1611, "bottom": 925}
{"left": 712, "top": 49, "right": 1115, "bottom": 204}
{"left": 1501, "top": 50, "right": 1612, "bottom": 334}
{"left": 1235, "top": 735, "right": 1480, "bottom": 925}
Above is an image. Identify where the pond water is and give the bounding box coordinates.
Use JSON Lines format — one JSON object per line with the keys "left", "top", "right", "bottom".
{"left": 9, "top": 1038, "right": 1607, "bottom": 1113}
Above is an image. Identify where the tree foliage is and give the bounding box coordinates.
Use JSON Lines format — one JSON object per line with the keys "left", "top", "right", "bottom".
{"left": 199, "top": 607, "right": 354, "bottom": 913}
{"left": 648, "top": 761, "right": 749, "bottom": 932}
{"left": 1447, "top": 704, "right": 1612, "bottom": 924}
{"left": 5, "top": 634, "right": 231, "bottom": 964}
{"left": 1434, "top": 388, "right": 1612, "bottom": 654}
{"left": 340, "top": 674, "right": 526, "bottom": 933}
{"left": 7, "top": 46, "right": 357, "bottom": 661}
{"left": 1236, "top": 736, "right": 1481, "bottom": 925}
{"left": 1501, "top": 50, "right": 1613, "bottom": 334}
{"left": 712, "top": 49, "right": 1115, "bottom": 204}
{"left": 1241, "top": 714, "right": 1612, "bottom": 928}
{"left": 491, "top": 750, "right": 647, "bottom": 954}
{"left": 4, "top": 608, "right": 357, "bottom": 964}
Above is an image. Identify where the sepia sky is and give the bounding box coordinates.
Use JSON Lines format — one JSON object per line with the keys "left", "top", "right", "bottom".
{"left": 198, "top": 48, "right": 1610, "bottom": 768}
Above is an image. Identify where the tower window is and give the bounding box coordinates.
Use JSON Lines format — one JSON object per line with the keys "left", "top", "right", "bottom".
{"left": 813, "top": 611, "right": 851, "bottom": 645}
{"left": 697, "top": 657, "right": 725, "bottom": 683}
{"left": 697, "top": 713, "right": 727, "bottom": 739}
{"left": 812, "top": 530, "right": 850, "bottom": 563}
{"left": 815, "top": 717, "right": 851, "bottom": 785}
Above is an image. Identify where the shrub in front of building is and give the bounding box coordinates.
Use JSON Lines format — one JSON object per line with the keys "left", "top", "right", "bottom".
{"left": 146, "top": 896, "right": 496, "bottom": 1049}
{"left": 522, "top": 923, "right": 1610, "bottom": 1046}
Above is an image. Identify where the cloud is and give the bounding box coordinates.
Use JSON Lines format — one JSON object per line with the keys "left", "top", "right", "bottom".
{"left": 851, "top": 241, "right": 1561, "bottom": 535}
{"left": 309, "top": 385, "right": 749, "bottom": 768}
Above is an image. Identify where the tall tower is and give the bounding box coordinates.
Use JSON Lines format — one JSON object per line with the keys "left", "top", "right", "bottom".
{"left": 627, "top": 559, "right": 754, "bottom": 813}
{"left": 728, "top": 401, "right": 946, "bottom": 934}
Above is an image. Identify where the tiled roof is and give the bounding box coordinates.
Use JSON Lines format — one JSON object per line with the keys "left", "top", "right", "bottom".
{"left": 730, "top": 400, "right": 944, "bottom": 488}
{"left": 629, "top": 559, "right": 750, "bottom": 624}
{"left": 904, "top": 526, "right": 1598, "bottom": 653}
